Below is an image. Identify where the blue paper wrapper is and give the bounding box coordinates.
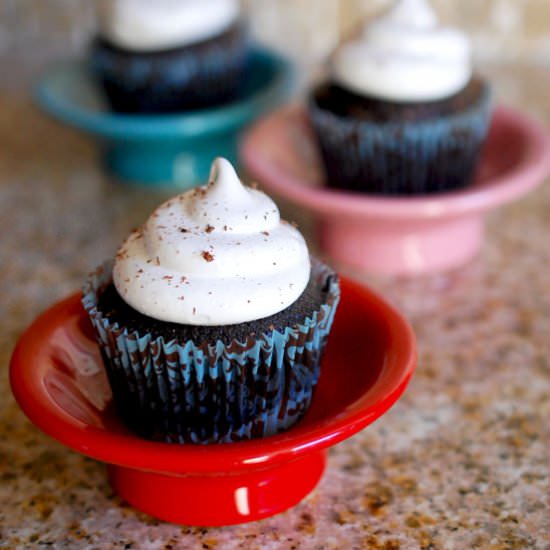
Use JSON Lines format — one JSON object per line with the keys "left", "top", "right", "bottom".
{"left": 90, "top": 22, "right": 250, "bottom": 113}
{"left": 308, "top": 82, "right": 492, "bottom": 195}
{"left": 82, "top": 259, "right": 340, "bottom": 444}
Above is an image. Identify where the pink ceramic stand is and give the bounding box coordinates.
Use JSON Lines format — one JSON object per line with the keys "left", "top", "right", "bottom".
{"left": 241, "top": 105, "right": 550, "bottom": 275}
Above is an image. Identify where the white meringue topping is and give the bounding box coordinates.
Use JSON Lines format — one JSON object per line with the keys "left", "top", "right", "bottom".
{"left": 97, "top": 0, "right": 240, "bottom": 52}
{"left": 333, "top": 0, "right": 472, "bottom": 102}
{"left": 113, "top": 158, "right": 311, "bottom": 325}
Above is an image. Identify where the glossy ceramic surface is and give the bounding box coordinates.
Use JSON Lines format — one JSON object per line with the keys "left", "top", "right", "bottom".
{"left": 36, "top": 48, "right": 294, "bottom": 188}
{"left": 10, "top": 277, "right": 415, "bottom": 526}
{"left": 241, "top": 105, "right": 550, "bottom": 275}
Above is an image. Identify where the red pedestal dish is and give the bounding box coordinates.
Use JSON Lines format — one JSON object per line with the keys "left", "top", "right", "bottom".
{"left": 10, "top": 277, "right": 415, "bottom": 526}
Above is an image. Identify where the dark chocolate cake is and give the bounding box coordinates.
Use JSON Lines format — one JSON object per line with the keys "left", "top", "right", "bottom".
{"left": 96, "top": 268, "right": 337, "bottom": 344}
{"left": 311, "top": 78, "right": 485, "bottom": 123}
{"left": 308, "top": 78, "right": 492, "bottom": 195}
{"left": 91, "top": 22, "right": 249, "bottom": 113}
{"left": 84, "top": 259, "right": 340, "bottom": 444}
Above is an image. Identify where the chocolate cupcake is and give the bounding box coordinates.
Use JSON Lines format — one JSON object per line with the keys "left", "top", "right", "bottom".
{"left": 308, "top": 0, "right": 492, "bottom": 195}
{"left": 83, "top": 158, "right": 340, "bottom": 443}
{"left": 91, "top": 0, "right": 249, "bottom": 113}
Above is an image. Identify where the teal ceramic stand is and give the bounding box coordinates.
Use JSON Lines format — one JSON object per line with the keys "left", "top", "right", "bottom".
{"left": 102, "top": 133, "right": 238, "bottom": 187}
{"left": 36, "top": 48, "right": 294, "bottom": 188}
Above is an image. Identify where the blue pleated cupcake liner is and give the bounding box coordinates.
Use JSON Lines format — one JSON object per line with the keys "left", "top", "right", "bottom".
{"left": 82, "top": 259, "right": 340, "bottom": 444}
{"left": 90, "top": 22, "right": 250, "bottom": 113}
{"left": 308, "top": 82, "right": 492, "bottom": 195}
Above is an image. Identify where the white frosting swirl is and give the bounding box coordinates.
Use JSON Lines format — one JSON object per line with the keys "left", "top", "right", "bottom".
{"left": 96, "top": 0, "right": 240, "bottom": 52}
{"left": 113, "top": 158, "right": 311, "bottom": 326}
{"left": 332, "top": 0, "right": 472, "bottom": 102}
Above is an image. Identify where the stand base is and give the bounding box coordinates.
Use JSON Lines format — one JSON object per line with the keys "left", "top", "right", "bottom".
{"left": 108, "top": 450, "right": 327, "bottom": 526}
{"left": 320, "top": 216, "right": 484, "bottom": 275}
{"left": 104, "top": 134, "right": 237, "bottom": 188}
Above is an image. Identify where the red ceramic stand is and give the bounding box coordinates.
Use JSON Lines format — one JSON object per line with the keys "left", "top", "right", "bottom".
{"left": 241, "top": 105, "right": 550, "bottom": 275}
{"left": 10, "top": 278, "right": 415, "bottom": 526}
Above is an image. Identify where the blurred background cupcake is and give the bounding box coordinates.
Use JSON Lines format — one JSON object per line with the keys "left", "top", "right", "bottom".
{"left": 6, "top": 0, "right": 550, "bottom": 92}
{"left": 308, "top": 0, "right": 492, "bottom": 195}
{"left": 90, "top": 0, "right": 249, "bottom": 113}
{"left": 31, "top": 0, "right": 298, "bottom": 186}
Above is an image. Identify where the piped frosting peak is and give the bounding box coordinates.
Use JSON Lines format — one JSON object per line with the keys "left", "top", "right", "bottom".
{"left": 113, "top": 158, "right": 311, "bottom": 325}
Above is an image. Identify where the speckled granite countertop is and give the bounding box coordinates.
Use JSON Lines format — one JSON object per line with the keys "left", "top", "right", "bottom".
{"left": 1, "top": 65, "right": 550, "bottom": 550}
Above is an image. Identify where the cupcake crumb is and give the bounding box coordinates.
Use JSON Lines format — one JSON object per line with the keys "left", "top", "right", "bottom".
{"left": 205, "top": 224, "right": 215, "bottom": 233}
{"left": 201, "top": 251, "right": 215, "bottom": 262}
